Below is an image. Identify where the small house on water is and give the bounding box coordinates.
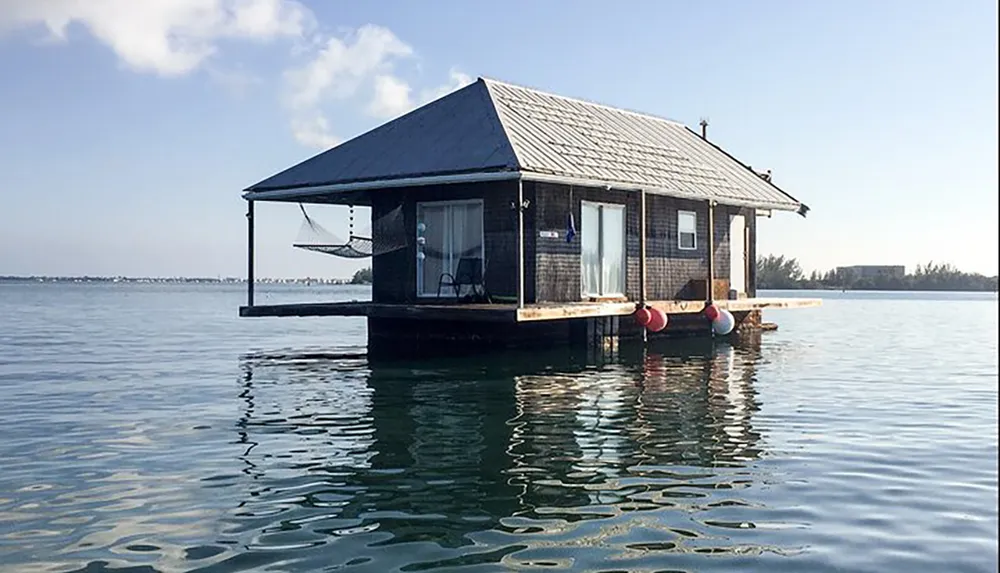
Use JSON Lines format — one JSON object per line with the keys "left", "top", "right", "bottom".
{"left": 240, "top": 78, "right": 820, "bottom": 358}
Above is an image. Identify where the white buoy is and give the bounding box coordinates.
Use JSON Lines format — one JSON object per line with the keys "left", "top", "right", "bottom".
{"left": 712, "top": 309, "right": 736, "bottom": 335}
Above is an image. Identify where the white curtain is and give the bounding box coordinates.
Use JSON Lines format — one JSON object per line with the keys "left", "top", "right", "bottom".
{"left": 417, "top": 202, "right": 483, "bottom": 296}
{"left": 601, "top": 205, "right": 625, "bottom": 295}
{"left": 581, "top": 202, "right": 625, "bottom": 297}
{"left": 581, "top": 203, "right": 601, "bottom": 296}
{"left": 456, "top": 203, "right": 483, "bottom": 260}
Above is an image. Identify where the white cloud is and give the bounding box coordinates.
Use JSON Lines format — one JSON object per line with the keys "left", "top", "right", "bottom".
{"left": 290, "top": 114, "right": 340, "bottom": 149}
{"left": 419, "top": 68, "right": 474, "bottom": 104}
{"left": 283, "top": 24, "right": 413, "bottom": 109}
{"left": 282, "top": 24, "right": 414, "bottom": 146}
{"left": 283, "top": 31, "right": 476, "bottom": 148}
{"left": 365, "top": 68, "right": 475, "bottom": 121}
{"left": 1, "top": 1, "right": 475, "bottom": 150}
{"left": 0, "top": 0, "right": 311, "bottom": 76}
{"left": 366, "top": 74, "right": 413, "bottom": 119}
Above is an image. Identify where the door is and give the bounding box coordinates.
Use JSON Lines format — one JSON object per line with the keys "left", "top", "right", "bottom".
{"left": 729, "top": 214, "right": 746, "bottom": 296}
{"left": 581, "top": 201, "right": 626, "bottom": 298}
{"left": 416, "top": 200, "right": 484, "bottom": 297}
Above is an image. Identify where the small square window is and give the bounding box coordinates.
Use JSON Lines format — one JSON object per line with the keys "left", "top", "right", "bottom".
{"left": 678, "top": 210, "right": 697, "bottom": 250}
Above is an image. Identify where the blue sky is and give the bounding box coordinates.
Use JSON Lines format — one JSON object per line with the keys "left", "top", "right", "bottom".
{"left": 0, "top": 0, "right": 996, "bottom": 278}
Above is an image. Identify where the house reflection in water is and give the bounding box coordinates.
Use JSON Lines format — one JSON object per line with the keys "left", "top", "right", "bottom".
{"left": 225, "top": 338, "right": 771, "bottom": 568}
{"left": 506, "top": 339, "right": 763, "bottom": 521}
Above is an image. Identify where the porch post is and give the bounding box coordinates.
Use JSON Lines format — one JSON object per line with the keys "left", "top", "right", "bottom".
{"left": 247, "top": 199, "right": 255, "bottom": 307}
{"left": 639, "top": 190, "right": 647, "bottom": 303}
{"left": 517, "top": 177, "right": 525, "bottom": 309}
{"left": 744, "top": 222, "right": 751, "bottom": 298}
{"left": 707, "top": 200, "right": 715, "bottom": 304}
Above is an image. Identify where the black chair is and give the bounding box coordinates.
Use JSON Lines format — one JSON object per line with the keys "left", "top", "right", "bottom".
{"left": 437, "top": 257, "right": 488, "bottom": 301}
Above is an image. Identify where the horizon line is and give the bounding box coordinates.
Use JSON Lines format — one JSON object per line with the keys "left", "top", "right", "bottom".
{"left": 0, "top": 275, "right": 363, "bottom": 282}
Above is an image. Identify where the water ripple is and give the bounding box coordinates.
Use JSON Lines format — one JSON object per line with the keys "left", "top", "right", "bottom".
{"left": 0, "top": 284, "right": 996, "bottom": 572}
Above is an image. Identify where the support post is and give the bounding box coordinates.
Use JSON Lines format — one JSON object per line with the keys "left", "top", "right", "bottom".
{"left": 640, "top": 189, "right": 648, "bottom": 343}
{"left": 247, "top": 199, "right": 255, "bottom": 307}
{"left": 744, "top": 222, "right": 751, "bottom": 299}
{"left": 639, "top": 190, "right": 647, "bottom": 304}
{"left": 516, "top": 178, "right": 525, "bottom": 309}
{"left": 707, "top": 200, "right": 715, "bottom": 304}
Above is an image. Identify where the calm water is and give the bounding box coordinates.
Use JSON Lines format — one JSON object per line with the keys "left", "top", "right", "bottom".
{"left": 0, "top": 283, "right": 996, "bottom": 572}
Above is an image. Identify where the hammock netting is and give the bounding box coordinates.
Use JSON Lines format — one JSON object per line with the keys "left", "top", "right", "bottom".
{"left": 293, "top": 204, "right": 407, "bottom": 259}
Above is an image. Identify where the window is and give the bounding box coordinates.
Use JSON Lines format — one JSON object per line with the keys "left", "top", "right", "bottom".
{"left": 581, "top": 201, "right": 626, "bottom": 297}
{"left": 678, "top": 210, "right": 697, "bottom": 250}
{"left": 416, "top": 200, "right": 484, "bottom": 296}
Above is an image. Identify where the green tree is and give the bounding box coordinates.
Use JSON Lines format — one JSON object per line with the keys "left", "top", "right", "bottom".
{"left": 767, "top": 257, "right": 999, "bottom": 292}
{"left": 350, "top": 267, "right": 373, "bottom": 284}
{"left": 756, "top": 254, "right": 804, "bottom": 289}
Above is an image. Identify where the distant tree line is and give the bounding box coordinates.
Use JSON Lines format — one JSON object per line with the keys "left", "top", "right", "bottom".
{"left": 350, "top": 267, "right": 373, "bottom": 284}
{"left": 757, "top": 255, "right": 998, "bottom": 292}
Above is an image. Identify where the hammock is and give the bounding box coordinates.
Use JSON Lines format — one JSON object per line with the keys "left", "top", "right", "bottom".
{"left": 293, "top": 204, "right": 406, "bottom": 259}
{"left": 294, "top": 237, "right": 374, "bottom": 258}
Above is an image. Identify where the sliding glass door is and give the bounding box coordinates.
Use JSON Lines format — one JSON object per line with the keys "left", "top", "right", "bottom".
{"left": 581, "top": 201, "right": 626, "bottom": 298}
{"left": 416, "top": 200, "right": 484, "bottom": 297}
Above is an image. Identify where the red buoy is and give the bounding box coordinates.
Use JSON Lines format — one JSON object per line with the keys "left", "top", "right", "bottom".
{"left": 646, "top": 308, "right": 669, "bottom": 332}
{"left": 704, "top": 304, "right": 720, "bottom": 322}
{"left": 634, "top": 306, "right": 652, "bottom": 327}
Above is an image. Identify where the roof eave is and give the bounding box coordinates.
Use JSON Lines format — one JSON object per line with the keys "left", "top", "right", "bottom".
{"left": 519, "top": 171, "right": 803, "bottom": 213}
{"left": 242, "top": 169, "right": 523, "bottom": 202}
{"left": 243, "top": 166, "right": 807, "bottom": 214}
{"left": 681, "top": 125, "right": 807, "bottom": 215}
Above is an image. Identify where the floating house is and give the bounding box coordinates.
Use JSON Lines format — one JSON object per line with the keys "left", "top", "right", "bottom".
{"left": 240, "top": 78, "right": 820, "bottom": 358}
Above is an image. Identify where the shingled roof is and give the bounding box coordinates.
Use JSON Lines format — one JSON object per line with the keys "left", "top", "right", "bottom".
{"left": 247, "top": 78, "right": 806, "bottom": 212}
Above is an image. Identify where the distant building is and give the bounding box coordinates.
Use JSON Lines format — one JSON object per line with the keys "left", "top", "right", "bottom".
{"left": 835, "top": 265, "right": 906, "bottom": 279}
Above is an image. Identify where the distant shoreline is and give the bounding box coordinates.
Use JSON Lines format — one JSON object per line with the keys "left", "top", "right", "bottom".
{"left": 0, "top": 276, "right": 364, "bottom": 285}
{"left": 760, "top": 284, "right": 998, "bottom": 293}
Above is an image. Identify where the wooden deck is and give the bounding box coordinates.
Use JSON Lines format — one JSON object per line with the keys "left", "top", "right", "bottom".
{"left": 239, "top": 297, "right": 821, "bottom": 322}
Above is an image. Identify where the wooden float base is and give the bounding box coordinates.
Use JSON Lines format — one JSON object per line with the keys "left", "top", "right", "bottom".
{"left": 239, "top": 297, "right": 821, "bottom": 322}
{"left": 239, "top": 298, "right": 817, "bottom": 360}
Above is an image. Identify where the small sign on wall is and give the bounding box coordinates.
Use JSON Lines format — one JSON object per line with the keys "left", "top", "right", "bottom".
{"left": 539, "top": 230, "right": 560, "bottom": 239}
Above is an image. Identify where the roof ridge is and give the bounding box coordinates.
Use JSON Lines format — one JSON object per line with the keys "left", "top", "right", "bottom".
{"left": 478, "top": 79, "right": 525, "bottom": 170}
{"left": 477, "top": 76, "right": 688, "bottom": 128}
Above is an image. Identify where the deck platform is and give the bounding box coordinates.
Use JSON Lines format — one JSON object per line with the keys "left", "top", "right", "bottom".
{"left": 239, "top": 297, "right": 821, "bottom": 322}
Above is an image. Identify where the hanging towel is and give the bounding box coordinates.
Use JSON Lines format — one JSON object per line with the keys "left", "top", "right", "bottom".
{"left": 566, "top": 211, "right": 576, "bottom": 243}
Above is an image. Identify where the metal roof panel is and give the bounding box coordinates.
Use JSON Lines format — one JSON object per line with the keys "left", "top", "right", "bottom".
{"left": 483, "top": 78, "right": 801, "bottom": 210}
{"left": 247, "top": 77, "right": 803, "bottom": 212}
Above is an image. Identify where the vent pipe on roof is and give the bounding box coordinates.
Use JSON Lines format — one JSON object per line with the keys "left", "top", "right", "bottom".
{"left": 699, "top": 118, "right": 709, "bottom": 140}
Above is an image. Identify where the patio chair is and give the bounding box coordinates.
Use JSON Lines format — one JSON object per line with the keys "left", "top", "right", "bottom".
{"left": 437, "top": 257, "right": 489, "bottom": 301}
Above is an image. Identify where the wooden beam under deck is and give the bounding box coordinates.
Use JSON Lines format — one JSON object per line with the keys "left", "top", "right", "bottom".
{"left": 239, "top": 301, "right": 517, "bottom": 322}
{"left": 240, "top": 297, "right": 821, "bottom": 322}
{"left": 515, "top": 297, "right": 820, "bottom": 322}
